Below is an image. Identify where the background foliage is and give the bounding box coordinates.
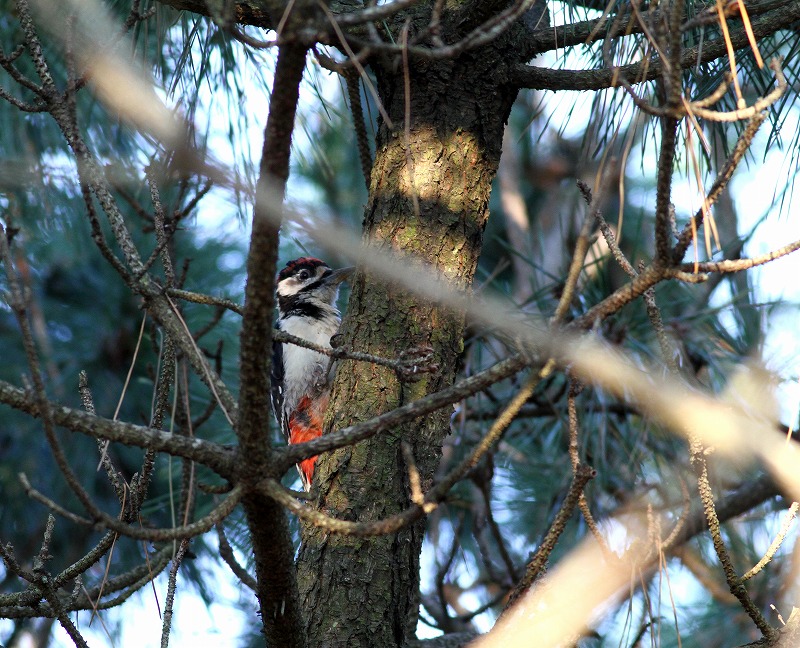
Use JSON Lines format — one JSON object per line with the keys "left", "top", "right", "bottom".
{"left": 1, "top": 0, "right": 800, "bottom": 646}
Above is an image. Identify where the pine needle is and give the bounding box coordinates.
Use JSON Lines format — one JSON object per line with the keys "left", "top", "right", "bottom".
{"left": 735, "top": 0, "right": 764, "bottom": 70}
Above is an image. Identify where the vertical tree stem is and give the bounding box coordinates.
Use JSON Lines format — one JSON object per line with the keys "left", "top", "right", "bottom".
{"left": 236, "top": 36, "right": 310, "bottom": 648}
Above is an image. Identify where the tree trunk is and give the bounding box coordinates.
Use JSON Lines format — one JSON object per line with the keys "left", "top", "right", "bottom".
{"left": 296, "top": 22, "right": 536, "bottom": 646}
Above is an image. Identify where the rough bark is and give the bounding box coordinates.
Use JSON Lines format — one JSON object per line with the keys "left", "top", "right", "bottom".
{"left": 295, "top": 25, "right": 536, "bottom": 648}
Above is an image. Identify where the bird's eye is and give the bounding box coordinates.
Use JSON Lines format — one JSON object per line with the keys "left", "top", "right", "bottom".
{"left": 297, "top": 270, "right": 310, "bottom": 281}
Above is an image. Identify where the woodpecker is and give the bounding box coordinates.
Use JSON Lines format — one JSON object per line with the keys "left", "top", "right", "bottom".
{"left": 270, "top": 257, "right": 353, "bottom": 490}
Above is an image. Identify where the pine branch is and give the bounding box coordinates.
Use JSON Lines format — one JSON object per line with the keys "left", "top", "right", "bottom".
{"left": 0, "top": 379, "right": 236, "bottom": 477}
{"left": 513, "top": 2, "right": 800, "bottom": 91}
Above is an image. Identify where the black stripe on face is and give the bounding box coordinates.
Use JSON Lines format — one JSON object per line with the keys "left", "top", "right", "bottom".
{"left": 278, "top": 293, "right": 325, "bottom": 319}
{"left": 300, "top": 268, "right": 332, "bottom": 294}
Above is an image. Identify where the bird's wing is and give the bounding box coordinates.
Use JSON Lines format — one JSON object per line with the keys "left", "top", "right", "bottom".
{"left": 270, "top": 333, "right": 290, "bottom": 443}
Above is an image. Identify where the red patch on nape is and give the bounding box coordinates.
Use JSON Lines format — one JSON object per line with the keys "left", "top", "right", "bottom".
{"left": 279, "top": 257, "right": 326, "bottom": 281}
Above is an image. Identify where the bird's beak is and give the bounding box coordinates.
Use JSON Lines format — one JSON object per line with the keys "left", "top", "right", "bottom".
{"left": 324, "top": 266, "right": 355, "bottom": 286}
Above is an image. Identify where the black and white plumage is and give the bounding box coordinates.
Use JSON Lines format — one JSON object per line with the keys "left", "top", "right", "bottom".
{"left": 270, "top": 257, "right": 353, "bottom": 489}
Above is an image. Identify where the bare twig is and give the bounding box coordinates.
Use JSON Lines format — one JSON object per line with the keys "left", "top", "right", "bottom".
{"left": 566, "top": 380, "right": 609, "bottom": 553}
{"left": 741, "top": 501, "right": 799, "bottom": 582}
{"left": 282, "top": 354, "right": 528, "bottom": 467}
{"left": 79, "top": 371, "right": 126, "bottom": 502}
{"left": 512, "top": 2, "right": 800, "bottom": 90}
{"left": 1, "top": 222, "right": 123, "bottom": 531}
{"left": 20, "top": 476, "right": 243, "bottom": 542}
{"left": 267, "top": 369, "right": 543, "bottom": 536}
{"left": 502, "top": 463, "right": 596, "bottom": 612}
{"left": 578, "top": 179, "right": 636, "bottom": 278}
{"left": 216, "top": 524, "right": 257, "bottom": 590}
{"left": 318, "top": 0, "right": 394, "bottom": 128}
{"left": 146, "top": 167, "right": 176, "bottom": 286}
{"left": 166, "top": 287, "right": 244, "bottom": 315}
{"left": 334, "top": 0, "right": 422, "bottom": 26}
{"left": 679, "top": 237, "right": 800, "bottom": 275}
{"left": 0, "top": 378, "right": 235, "bottom": 477}
{"left": 692, "top": 447, "right": 777, "bottom": 640}
{"left": 672, "top": 112, "right": 768, "bottom": 264}
{"left": 160, "top": 538, "right": 191, "bottom": 648}
{"left": 550, "top": 184, "right": 598, "bottom": 326}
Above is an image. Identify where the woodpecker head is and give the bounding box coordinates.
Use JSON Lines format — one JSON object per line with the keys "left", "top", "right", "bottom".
{"left": 276, "top": 257, "right": 353, "bottom": 319}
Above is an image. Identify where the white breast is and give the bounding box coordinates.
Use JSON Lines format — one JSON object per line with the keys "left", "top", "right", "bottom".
{"left": 279, "top": 311, "right": 341, "bottom": 414}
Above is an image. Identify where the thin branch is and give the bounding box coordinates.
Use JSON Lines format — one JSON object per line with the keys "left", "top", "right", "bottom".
{"left": 16, "top": 0, "right": 58, "bottom": 95}
{"left": 267, "top": 370, "right": 543, "bottom": 536}
{"left": 582, "top": 182, "right": 636, "bottom": 278}
{"left": 166, "top": 287, "right": 244, "bottom": 315}
{"left": 134, "top": 334, "right": 176, "bottom": 513}
{"left": 0, "top": 378, "right": 236, "bottom": 478}
{"left": 281, "top": 354, "right": 528, "bottom": 467}
{"left": 334, "top": 0, "right": 422, "bottom": 26}
{"left": 20, "top": 476, "right": 243, "bottom": 542}
{"left": 340, "top": 0, "right": 541, "bottom": 61}
{"left": 18, "top": 474, "right": 93, "bottom": 526}
{"left": 672, "top": 112, "right": 767, "bottom": 264}
{"left": 54, "top": 532, "right": 117, "bottom": 590}
{"left": 475, "top": 473, "right": 518, "bottom": 584}
{"left": 688, "top": 57, "right": 786, "bottom": 122}
{"left": 275, "top": 328, "right": 438, "bottom": 374}
{"left": 502, "top": 464, "right": 596, "bottom": 612}
{"left": 741, "top": 501, "right": 799, "bottom": 582}
{"left": 566, "top": 380, "right": 609, "bottom": 553}
{"left": 1, "top": 544, "right": 175, "bottom": 618}
{"left": 39, "top": 574, "right": 90, "bottom": 648}
{"left": 512, "top": 2, "right": 800, "bottom": 91}
{"left": 318, "top": 0, "right": 394, "bottom": 128}
{"left": 216, "top": 524, "right": 257, "bottom": 590}
{"left": 568, "top": 263, "right": 668, "bottom": 330}
{"left": 679, "top": 237, "right": 800, "bottom": 274}
{"left": 11, "top": 515, "right": 91, "bottom": 647}
{"left": 653, "top": 0, "right": 682, "bottom": 265}
{"left": 550, "top": 183, "right": 598, "bottom": 326}
{"left": 175, "top": 179, "right": 214, "bottom": 220}
{"left": 166, "top": 287, "right": 442, "bottom": 374}
{"left": 662, "top": 477, "right": 692, "bottom": 552}
{"left": 192, "top": 305, "right": 226, "bottom": 341}
{"left": 79, "top": 177, "right": 133, "bottom": 281}
{"left": 692, "top": 448, "right": 777, "bottom": 640}
{"left": 640, "top": 262, "right": 679, "bottom": 374}
{"left": 160, "top": 538, "right": 190, "bottom": 648}
{"left": 79, "top": 371, "right": 126, "bottom": 503}
{"left": 77, "top": 545, "right": 173, "bottom": 611}
{"left": 146, "top": 168, "right": 176, "bottom": 286}
{"left": 39, "top": 52, "right": 241, "bottom": 421}
{"left": 344, "top": 67, "right": 370, "bottom": 190}
{"left": 0, "top": 40, "right": 48, "bottom": 97}
{"left": 434, "top": 518, "right": 463, "bottom": 630}
{"left": 261, "top": 476, "right": 424, "bottom": 536}
{"left": 0, "top": 83, "right": 47, "bottom": 111}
